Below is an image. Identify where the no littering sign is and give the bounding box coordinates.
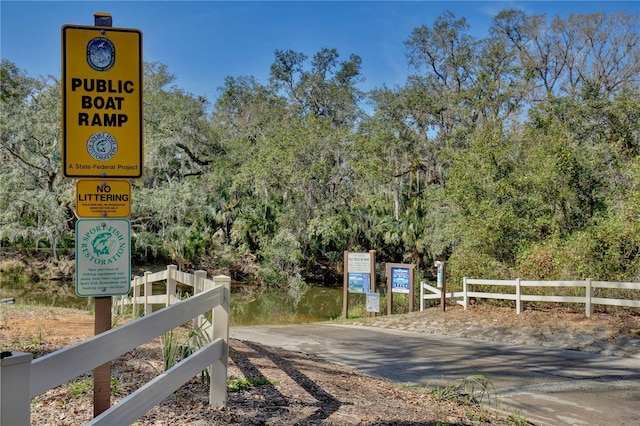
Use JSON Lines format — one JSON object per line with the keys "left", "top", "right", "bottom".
{"left": 76, "top": 179, "right": 131, "bottom": 218}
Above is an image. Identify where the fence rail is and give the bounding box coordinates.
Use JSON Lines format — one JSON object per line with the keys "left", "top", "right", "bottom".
{"left": 114, "top": 265, "right": 216, "bottom": 318}
{"left": 420, "top": 278, "right": 640, "bottom": 317}
{"left": 1, "top": 269, "right": 230, "bottom": 426}
{"left": 419, "top": 281, "right": 464, "bottom": 311}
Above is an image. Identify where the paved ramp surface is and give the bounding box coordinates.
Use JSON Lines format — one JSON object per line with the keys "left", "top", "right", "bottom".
{"left": 231, "top": 323, "right": 640, "bottom": 426}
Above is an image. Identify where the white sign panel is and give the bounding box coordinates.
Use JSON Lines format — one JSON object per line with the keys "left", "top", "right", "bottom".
{"left": 75, "top": 218, "right": 131, "bottom": 297}
{"left": 348, "top": 252, "right": 371, "bottom": 273}
{"left": 366, "top": 292, "right": 380, "bottom": 313}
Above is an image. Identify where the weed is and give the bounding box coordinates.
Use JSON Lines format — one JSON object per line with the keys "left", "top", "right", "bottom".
{"left": 508, "top": 410, "right": 529, "bottom": 425}
{"left": 227, "top": 376, "right": 273, "bottom": 393}
{"left": 162, "top": 323, "right": 211, "bottom": 383}
{"left": 28, "top": 329, "right": 45, "bottom": 346}
{"left": 67, "top": 376, "right": 121, "bottom": 398}
{"left": 429, "top": 374, "right": 496, "bottom": 406}
{"left": 68, "top": 377, "right": 93, "bottom": 398}
{"left": 110, "top": 377, "right": 122, "bottom": 395}
{"left": 400, "top": 381, "right": 421, "bottom": 389}
{"left": 111, "top": 304, "right": 134, "bottom": 327}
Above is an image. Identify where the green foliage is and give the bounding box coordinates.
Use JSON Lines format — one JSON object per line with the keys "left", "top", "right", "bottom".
{"left": 67, "top": 377, "right": 93, "bottom": 398}
{"left": 2, "top": 10, "right": 640, "bottom": 287}
{"left": 227, "top": 376, "right": 273, "bottom": 393}
{"left": 0, "top": 63, "right": 73, "bottom": 258}
{"left": 0, "top": 259, "right": 32, "bottom": 289}
{"left": 257, "top": 228, "right": 306, "bottom": 296}
{"left": 428, "top": 374, "right": 496, "bottom": 406}
{"left": 516, "top": 238, "right": 563, "bottom": 280}
{"left": 508, "top": 410, "right": 529, "bottom": 426}
{"left": 162, "top": 325, "right": 211, "bottom": 383}
{"left": 67, "top": 376, "right": 121, "bottom": 398}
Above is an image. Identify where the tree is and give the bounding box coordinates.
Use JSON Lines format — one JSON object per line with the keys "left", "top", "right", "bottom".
{"left": 0, "top": 61, "right": 72, "bottom": 257}
{"left": 403, "top": 11, "right": 478, "bottom": 140}
{"left": 491, "top": 10, "right": 640, "bottom": 100}
{"left": 143, "top": 62, "right": 220, "bottom": 187}
{"left": 270, "top": 47, "right": 364, "bottom": 127}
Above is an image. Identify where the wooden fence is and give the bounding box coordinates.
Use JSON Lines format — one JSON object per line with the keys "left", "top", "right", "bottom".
{"left": 420, "top": 278, "right": 640, "bottom": 317}
{"left": 0, "top": 269, "right": 230, "bottom": 426}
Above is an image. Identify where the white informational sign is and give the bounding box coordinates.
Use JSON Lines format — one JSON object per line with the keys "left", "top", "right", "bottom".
{"left": 366, "top": 292, "right": 380, "bottom": 313}
{"left": 348, "top": 252, "right": 371, "bottom": 273}
{"left": 75, "top": 218, "right": 131, "bottom": 297}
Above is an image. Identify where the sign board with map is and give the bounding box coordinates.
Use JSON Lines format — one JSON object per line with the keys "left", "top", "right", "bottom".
{"left": 343, "top": 250, "right": 377, "bottom": 318}
{"left": 75, "top": 218, "right": 131, "bottom": 297}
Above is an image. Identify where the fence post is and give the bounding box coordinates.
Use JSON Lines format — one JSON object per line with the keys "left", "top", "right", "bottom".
{"left": 585, "top": 278, "right": 592, "bottom": 318}
{"left": 516, "top": 278, "right": 521, "bottom": 314}
{"left": 1, "top": 351, "right": 32, "bottom": 426}
{"left": 210, "top": 275, "right": 230, "bottom": 406}
{"left": 144, "top": 271, "right": 152, "bottom": 316}
{"left": 119, "top": 292, "right": 125, "bottom": 316}
{"left": 463, "top": 277, "right": 468, "bottom": 310}
{"left": 166, "top": 265, "right": 178, "bottom": 306}
{"left": 133, "top": 275, "right": 141, "bottom": 318}
{"left": 420, "top": 281, "right": 425, "bottom": 311}
{"left": 193, "top": 270, "right": 207, "bottom": 331}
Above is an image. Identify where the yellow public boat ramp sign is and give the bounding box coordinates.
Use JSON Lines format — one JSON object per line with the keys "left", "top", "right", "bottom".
{"left": 62, "top": 24, "right": 143, "bottom": 178}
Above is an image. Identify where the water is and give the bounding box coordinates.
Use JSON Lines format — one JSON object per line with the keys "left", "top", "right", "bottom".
{"left": 0, "top": 280, "right": 93, "bottom": 310}
{"left": 231, "top": 286, "right": 345, "bottom": 326}
{"left": 2, "top": 281, "right": 347, "bottom": 326}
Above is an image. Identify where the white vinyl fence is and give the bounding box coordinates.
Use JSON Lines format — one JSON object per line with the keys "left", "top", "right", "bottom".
{"left": 114, "top": 264, "right": 206, "bottom": 316}
{"left": 419, "top": 281, "right": 465, "bottom": 310}
{"left": 1, "top": 270, "right": 230, "bottom": 426}
{"left": 420, "top": 278, "right": 640, "bottom": 317}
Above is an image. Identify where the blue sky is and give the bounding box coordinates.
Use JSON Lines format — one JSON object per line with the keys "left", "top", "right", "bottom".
{"left": 2, "top": 1, "right": 639, "bottom": 102}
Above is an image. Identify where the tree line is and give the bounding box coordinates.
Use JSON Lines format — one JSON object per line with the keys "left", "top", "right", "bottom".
{"left": 1, "top": 10, "right": 639, "bottom": 295}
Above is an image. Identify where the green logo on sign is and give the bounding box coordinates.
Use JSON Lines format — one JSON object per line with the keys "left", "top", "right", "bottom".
{"left": 91, "top": 232, "right": 115, "bottom": 256}
{"left": 80, "top": 223, "right": 126, "bottom": 265}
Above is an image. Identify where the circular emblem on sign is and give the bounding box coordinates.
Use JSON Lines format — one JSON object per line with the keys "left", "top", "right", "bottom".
{"left": 91, "top": 231, "right": 117, "bottom": 257}
{"left": 87, "top": 132, "right": 118, "bottom": 161}
{"left": 87, "top": 37, "right": 115, "bottom": 71}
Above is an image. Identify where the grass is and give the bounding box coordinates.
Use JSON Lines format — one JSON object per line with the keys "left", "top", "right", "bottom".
{"left": 508, "top": 410, "right": 529, "bottom": 426}
{"left": 403, "top": 374, "right": 496, "bottom": 407}
{"left": 434, "top": 374, "right": 495, "bottom": 406}
{"left": 162, "top": 322, "right": 212, "bottom": 383}
{"left": 402, "top": 376, "right": 531, "bottom": 425}
{"left": 111, "top": 304, "right": 135, "bottom": 327}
